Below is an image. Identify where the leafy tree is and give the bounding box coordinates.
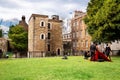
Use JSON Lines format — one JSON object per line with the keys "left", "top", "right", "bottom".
{"left": 84, "top": 0, "right": 120, "bottom": 42}
{"left": 0, "top": 29, "right": 2, "bottom": 37}
{"left": 8, "top": 25, "right": 28, "bottom": 53}
{"left": 0, "top": 19, "right": 3, "bottom": 37}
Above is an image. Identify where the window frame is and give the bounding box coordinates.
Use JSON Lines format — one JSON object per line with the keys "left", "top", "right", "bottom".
{"left": 48, "top": 23, "right": 52, "bottom": 30}
{"left": 40, "top": 33, "right": 45, "bottom": 40}
{"left": 40, "top": 20, "right": 45, "bottom": 27}
{"left": 48, "top": 32, "right": 51, "bottom": 39}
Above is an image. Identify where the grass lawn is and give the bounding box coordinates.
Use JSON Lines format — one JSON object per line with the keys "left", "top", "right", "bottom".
{"left": 0, "top": 56, "right": 120, "bottom": 80}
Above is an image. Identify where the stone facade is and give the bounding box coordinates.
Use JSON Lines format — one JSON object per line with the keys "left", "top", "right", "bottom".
{"left": 63, "top": 33, "right": 72, "bottom": 55}
{"left": 19, "top": 16, "right": 28, "bottom": 32}
{"left": 0, "top": 38, "right": 8, "bottom": 53}
{"left": 28, "top": 14, "right": 63, "bottom": 57}
{"left": 63, "top": 33, "right": 71, "bottom": 42}
{"left": 71, "top": 11, "right": 91, "bottom": 56}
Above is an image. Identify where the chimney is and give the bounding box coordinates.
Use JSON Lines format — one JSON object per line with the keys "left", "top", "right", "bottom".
{"left": 22, "top": 15, "right": 25, "bottom": 21}
{"left": 52, "top": 15, "right": 59, "bottom": 20}
{"left": 74, "top": 11, "right": 84, "bottom": 17}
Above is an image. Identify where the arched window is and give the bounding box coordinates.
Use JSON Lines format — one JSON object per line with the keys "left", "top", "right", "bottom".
{"left": 48, "top": 44, "right": 50, "bottom": 51}
{"left": 48, "top": 33, "right": 51, "bottom": 39}
{"left": 48, "top": 23, "right": 51, "bottom": 29}
{"left": 40, "top": 20, "right": 45, "bottom": 27}
{"left": 40, "top": 33, "right": 45, "bottom": 40}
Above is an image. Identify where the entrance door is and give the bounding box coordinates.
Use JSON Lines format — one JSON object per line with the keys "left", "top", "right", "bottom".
{"left": 57, "top": 49, "right": 60, "bottom": 56}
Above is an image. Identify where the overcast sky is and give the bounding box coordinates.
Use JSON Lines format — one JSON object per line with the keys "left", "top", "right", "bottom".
{"left": 0, "top": 0, "right": 89, "bottom": 21}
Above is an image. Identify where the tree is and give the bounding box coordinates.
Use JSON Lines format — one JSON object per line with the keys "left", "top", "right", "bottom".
{"left": 84, "top": 0, "right": 120, "bottom": 42}
{"left": 0, "top": 29, "right": 2, "bottom": 37}
{"left": 8, "top": 25, "right": 28, "bottom": 54}
{"left": 0, "top": 19, "right": 3, "bottom": 37}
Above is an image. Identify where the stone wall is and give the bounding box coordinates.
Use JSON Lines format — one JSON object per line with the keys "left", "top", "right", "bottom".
{"left": 0, "top": 38, "right": 8, "bottom": 53}
{"left": 28, "top": 14, "right": 63, "bottom": 57}
{"left": 71, "top": 11, "right": 91, "bottom": 56}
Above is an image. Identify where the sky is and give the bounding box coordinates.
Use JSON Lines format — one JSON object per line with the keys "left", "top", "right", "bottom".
{"left": 0, "top": 0, "right": 89, "bottom": 21}
{"left": 0, "top": 0, "right": 90, "bottom": 34}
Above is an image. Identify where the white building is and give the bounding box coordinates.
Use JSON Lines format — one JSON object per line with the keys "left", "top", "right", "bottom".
{"left": 111, "top": 41, "right": 120, "bottom": 55}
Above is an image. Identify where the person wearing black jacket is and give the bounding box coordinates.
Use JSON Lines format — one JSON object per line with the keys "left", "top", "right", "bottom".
{"left": 90, "top": 42, "right": 96, "bottom": 61}
{"left": 105, "top": 44, "right": 112, "bottom": 60}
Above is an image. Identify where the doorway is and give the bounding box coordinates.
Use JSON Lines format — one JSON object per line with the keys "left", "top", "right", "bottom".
{"left": 57, "top": 49, "right": 60, "bottom": 56}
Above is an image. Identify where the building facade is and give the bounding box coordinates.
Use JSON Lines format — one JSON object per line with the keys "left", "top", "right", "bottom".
{"left": 110, "top": 41, "right": 120, "bottom": 55}
{"left": 28, "top": 14, "right": 63, "bottom": 57}
{"left": 71, "top": 11, "right": 91, "bottom": 56}
{"left": 63, "top": 33, "right": 72, "bottom": 55}
{"left": 0, "top": 38, "right": 8, "bottom": 55}
{"left": 19, "top": 16, "right": 28, "bottom": 32}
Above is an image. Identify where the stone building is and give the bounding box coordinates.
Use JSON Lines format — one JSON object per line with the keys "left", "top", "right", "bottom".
{"left": 63, "top": 33, "right": 72, "bottom": 55}
{"left": 71, "top": 11, "right": 91, "bottom": 56}
{"left": 0, "top": 38, "right": 8, "bottom": 55}
{"left": 19, "top": 16, "right": 28, "bottom": 32}
{"left": 28, "top": 14, "right": 63, "bottom": 57}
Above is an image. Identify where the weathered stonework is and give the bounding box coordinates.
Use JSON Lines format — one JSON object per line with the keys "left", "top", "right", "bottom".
{"left": 19, "top": 16, "right": 28, "bottom": 32}
{"left": 28, "top": 14, "right": 63, "bottom": 57}
{"left": 63, "top": 33, "right": 72, "bottom": 55}
{"left": 71, "top": 11, "right": 91, "bottom": 55}
{"left": 0, "top": 38, "right": 8, "bottom": 53}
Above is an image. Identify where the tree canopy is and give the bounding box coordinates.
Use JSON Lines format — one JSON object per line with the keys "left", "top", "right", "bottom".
{"left": 0, "top": 19, "right": 3, "bottom": 38}
{"left": 84, "top": 0, "right": 120, "bottom": 42}
{"left": 0, "top": 29, "right": 2, "bottom": 37}
{"left": 8, "top": 25, "right": 28, "bottom": 52}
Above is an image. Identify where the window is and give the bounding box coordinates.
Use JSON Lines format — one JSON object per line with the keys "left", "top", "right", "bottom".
{"left": 73, "top": 41, "right": 77, "bottom": 48}
{"left": 76, "top": 21, "right": 78, "bottom": 26}
{"left": 40, "top": 20, "right": 45, "bottom": 27}
{"left": 79, "top": 30, "right": 82, "bottom": 37}
{"left": 40, "top": 33, "right": 45, "bottom": 39}
{"left": 76, "top": 41, "right": 79, "bottom": 47}
{"left": 85, "top": 29, "right": 88, "bottom": 36}
{"left": 85, "top": 40, "right": 88, "bottom": 48}
{"left": 48, "top": 33, "right": 51, "bottom": 39}
{"left": 48, "top": 23, "right": 51, "bottom": 29}
{"left": 80, "top": 30, "right": 83, "bottom": 38}
{"left": 68, "top": 34, "right": 70, "bottom": 38}
{"left": 48, "top": 44, "right": 50, "bottom": 51}
{"left": 73, "top": 32, "right": 76, "bottom": 38}
{"left": 73, "top": 21, "right": 78, "bottom": 27}
{"left": 76, "top": 32, "right": 79, "bottom": 38}
{"left": 41, "top": 34, "right": 44, "bottom": 39}
{"left": 73, "top": 42, "right": 75, "bottom": 47}
{"left": 41, "top": 22, "right": 44, "bottom": 26}
{"left": 81, "top": 41, "right": 84, "bottom": 47}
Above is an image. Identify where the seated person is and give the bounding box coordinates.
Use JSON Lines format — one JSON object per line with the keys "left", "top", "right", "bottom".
{"left": 84, "top": 51, "right": 90, "bottom": 59}
{"left": 62, "top": 55, "right": 68, "bottom": 59}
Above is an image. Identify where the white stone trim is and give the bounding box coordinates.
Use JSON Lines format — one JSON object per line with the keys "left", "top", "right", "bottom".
{"left": 40, "top": 33, "right": 45, "bottom": 40}
{"left": 40, "top": 20, "right": 45, "bottom": 27}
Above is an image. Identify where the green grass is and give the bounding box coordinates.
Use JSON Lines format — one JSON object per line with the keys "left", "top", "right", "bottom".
{"left": 0, "top": 56, "right": 120, "bottom": 80}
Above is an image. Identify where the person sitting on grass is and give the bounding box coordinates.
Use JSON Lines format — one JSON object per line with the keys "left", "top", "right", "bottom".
{"left": 84, "top": 51, "right": 90, "bottom": 59}
{"left": 62, "top": 52, "right": 68, "bottom": 59}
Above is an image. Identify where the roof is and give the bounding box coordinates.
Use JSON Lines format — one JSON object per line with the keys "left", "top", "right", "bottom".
{"left": 48, "top": 19, "right": 62, "bottom": 22}
{"left": 29, "top": 14, "right": 48, "bottom": 21}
